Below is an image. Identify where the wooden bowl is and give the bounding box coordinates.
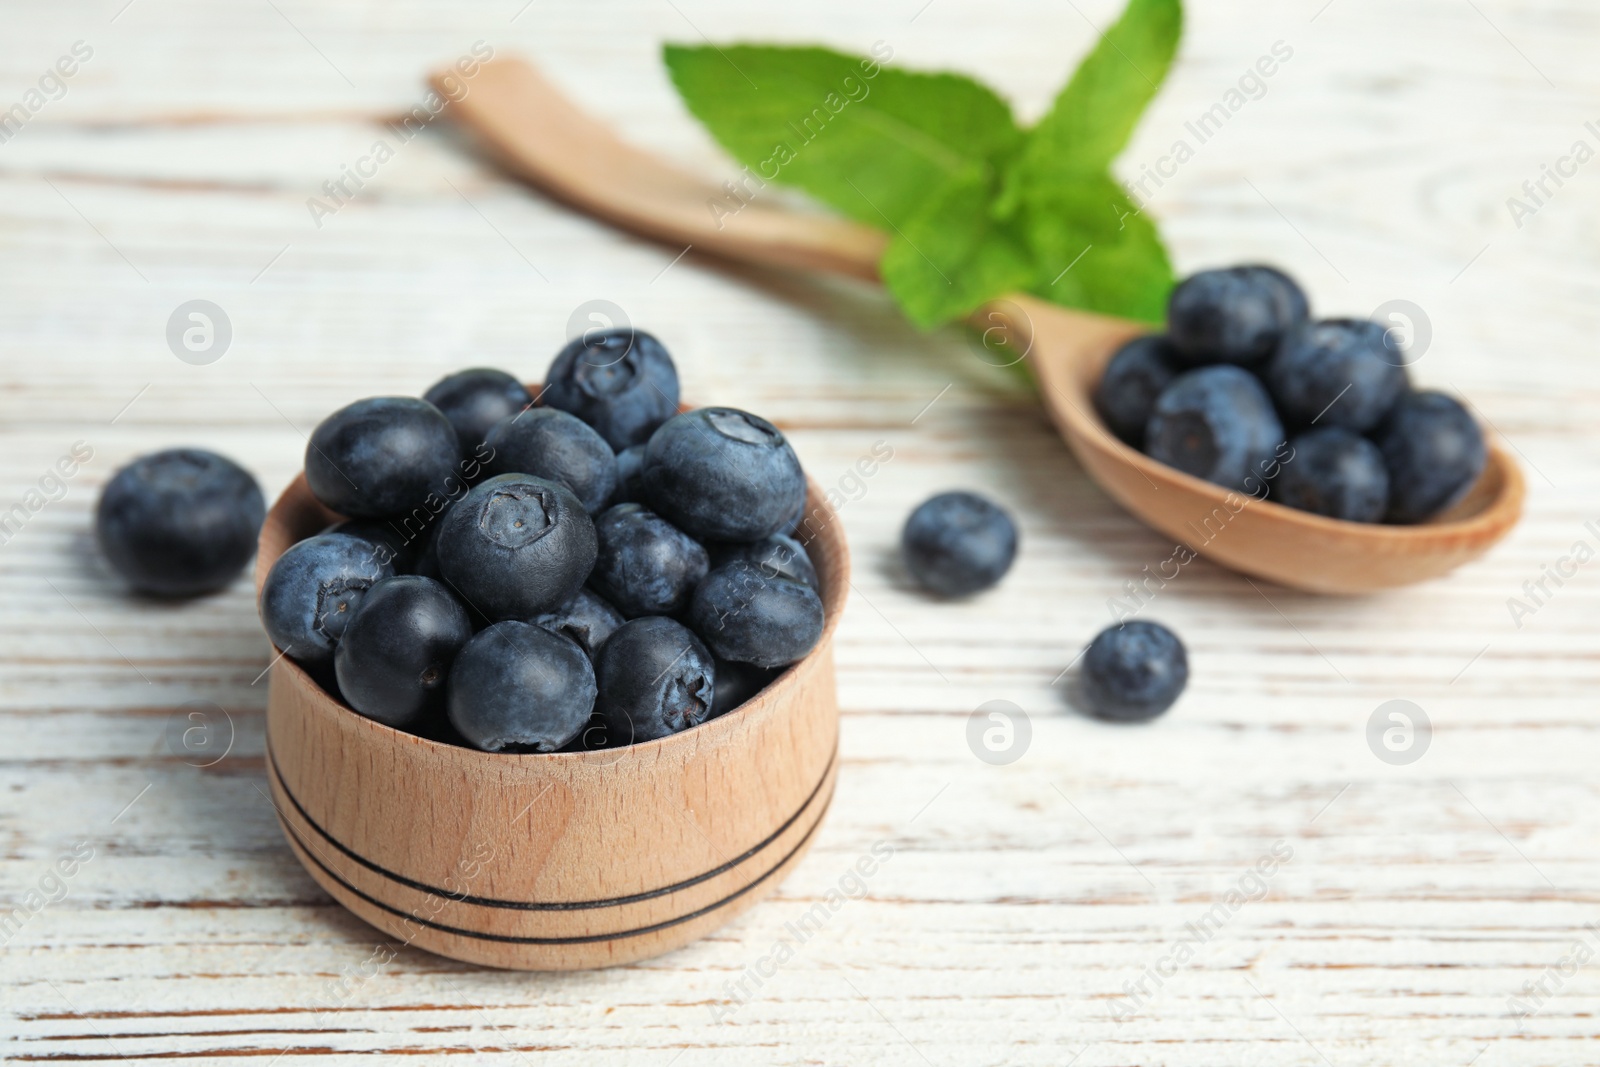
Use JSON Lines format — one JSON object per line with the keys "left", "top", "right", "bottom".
{"left": 253, "top": 474, "right": 848, "bottom": 970}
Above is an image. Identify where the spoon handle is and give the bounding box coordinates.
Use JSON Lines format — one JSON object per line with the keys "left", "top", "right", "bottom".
{"left": 433, "top": 58, "right": 888, "bottom": 282}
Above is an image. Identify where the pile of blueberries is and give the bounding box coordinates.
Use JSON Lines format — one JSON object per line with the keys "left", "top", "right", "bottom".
{"left": 1095, "top": 265, "right": 1486, "bottom": 524}
{"left": 257, "top": 329, "right": 826, "bottom": 753}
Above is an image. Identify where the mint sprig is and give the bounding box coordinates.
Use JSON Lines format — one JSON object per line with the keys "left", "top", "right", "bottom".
{"left": 664, "top": 0, "right": 1182, "bottom": 329}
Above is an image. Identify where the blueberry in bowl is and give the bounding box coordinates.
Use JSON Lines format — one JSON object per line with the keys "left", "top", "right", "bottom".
{"left": 447, "top": 620, "right": 597, "bottom": 752}
{"left": 483, "top": 406, "right": 617, "bottom": 514}
{"left": 588, "top": 503, "right": 709, "bottom": 618}
{"left": 594, "top": 616, "right": 716, "bottom": 743}
{"left": 1375, "top": 390, "right": 1487, "bottom": 524}
{"left": 688, "top": 559, "right": 825, "bottom": 668}
{"left": 305, "top": 396, "right": 462, "bottom": 519}
{"left": 541, "top": 327, "right": 679, "bottom": 451}
{"left": 531, "top": 587, "right": 625, "bottom": 659}
{"left": 334, "top": 575, "right": 473, "bottom": 729}
{"left": 1166, "top": 265, "right": 1308, "bottom": 366}
{"left": 96, "top": 448, "right": 265, "bottom": 597}
{"left": 423, "top": 367, "right": 532, "bottom": 453}
{"left": 900, "top": 491, "right": 1018, "bottom": 598}
{"left": 260, "top": 532, "right": 395, "bottom": 668}
{"left": 1265, "top": 319, "right": 1409, "bottom": 433}
{"left": 1274, "top": 427, "right": 1389, "bottom": 523}
{"left": 642, "top": 407, "right": 806, "bottom": 542}
{"left": 1093, "top": 335, "right": 1180, "bottom": 448}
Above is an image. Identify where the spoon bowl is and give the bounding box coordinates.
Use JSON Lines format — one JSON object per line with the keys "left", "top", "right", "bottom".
{"left": 434, "top": 57, "right": 1524, "bottom": 593}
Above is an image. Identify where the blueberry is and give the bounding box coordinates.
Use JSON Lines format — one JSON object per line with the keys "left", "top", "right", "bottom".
{"left": 447, "top": 621, "right": 596, "bottom": 752}
{"left": 595, "top": 617, "right": 715, "bottom": 743}
{"left": 1167, "top": 266, "right": 1306, "bottom": 365}
{"left": 483, "top": 406, "right": 617, "bottom": 514}
{"left": 423, "top": 368, "right": 532, "bottom": 452}
{"left": 1145, "top": 366, "right": 1286, "bottom": 493}
{"left": 900, "top": 491, "right": 1018, "bottom": 597}
{"left": 532, "top": 587, "right": 625, "bottom": 659}
{"left": 1094, "top": 335, "right": 1181, "bottom": 447}
{"left": 710, "top": 532, "right": 818, "bottom": 590}
{"left": 1374, "top": 391, "right": 1486, "bottom": 523}
{"left": 1275, "top": 427, "right": 1389, "bottom": 523}
{"left": 434, "top": 473, "right": 597, "bottom": 620}
{"left": 688, "top": 559, "right": 824, "bottom": 667}
{"left": 326, "top": 519, "right": 418, "bottom": 573}
{"left": 1243, "top": 264, "right": 1310, "bottom": 325}
{"left": 1079, "top": 620, "right": 1188, "bottom": 722}
{"left": 643, "top": 408, "right": 806, "bottom": 542}
{"left": 306, "top": 397, "right": 462, "bottom": 519}
{"left": 712, "top": 657, "right": 779, "bottom": 717}
{"left": 260, "top": 533, "right": 396, "bottom": 667}
{"left": 589, "top": 504, "right": 709, "bottom": 618}
{"left": 95, "top": 448, "right": 265, "bottom": 597}
{"left": 542, "top": 328, "right": 680, "bottom": 451}
{"left": 333, "top": 576, "right": 472, "bottom": 728}
{"left": 611, "top": 444, "right": 646, "bottom": 505}
{"left": 1266, "top": 319, "right": 1409, "bottom": 432}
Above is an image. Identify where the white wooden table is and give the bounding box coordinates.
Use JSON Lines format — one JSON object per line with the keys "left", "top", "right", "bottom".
{"left": 5, "top": 0, "right": 1599, "bottom": 1062}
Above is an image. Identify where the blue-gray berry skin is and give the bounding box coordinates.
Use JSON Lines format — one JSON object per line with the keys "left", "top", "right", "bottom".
{"left": 542, "top": 328, "right": 680, "bottom": 451}
{"left": 483, "top": 407, "right": 617, "bottom": 514}
{"left": 306, "top": 397, "right": 462, "bottom": 519}
{"left": 1094, "top": 335, "right": 1181, "bottom": 447}
{"left": 900, "top": 491, "right": 1018, "bottom": 598}
{"left": 595, "top": 617, "right": 715, "bottom": 743}
{"left": 589, "top": 504, "right": 709, "bottom": 618}
{"left": 1266, "top": 319, "right": 1409, "bottom": 432}
{"left": 688, "top": 559, "right": 825, "bottom": 667}
{"left": 1167, "top": 266, "right": 1307, "bottom": 366}
{"left": 1080, "top": 621, "right": 1188, "bottom": 722}
{"left": 1375, "top": 391, "right": 1486, "bottom": 524}
{"left": 326, "top": 518, "right": 419, "bottom": 573}
{"left": 1244, "top": 264, "right": 1310, "bottom": 326}
{"left": 333, "top": 576, "right": 472, "bottom": 729}
{"left": 532, "top": 587, "right": 625, "bottom": 660}
{"left": 712, "top": 657, "right": 780, "bottom": 718}
{"left": 611, "top": 445, "right": 646, "bottom": 506}
{"left": 95, "top": 448, "right": 265, "bottom": 597}
{"left": 1275, "top": 428, "right": 1389, "bottom": 523}
{"left": 260, "top": 533, "right": 396, "bottom": 667}
{"left": 423, "top": 368, "right": 532, "bottom": 453}
{"left": 435, "top": 474, "right": 597, "bottom": 621}
{"left": 447, "top": 621, "right": 596, "bottom": 752}
{"left": 1145, "top": 366, "right": 1286, "bottom": 493}
{"left": 710, "top": 532, "right": 818, "bottom": 590}
{"left": 643, "top": 407, "right": 807, "bottom": 542}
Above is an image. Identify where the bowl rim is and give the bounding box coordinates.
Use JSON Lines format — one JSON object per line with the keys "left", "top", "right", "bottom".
{"left": 254, "top": 470, "right": 850, "bottom": 764}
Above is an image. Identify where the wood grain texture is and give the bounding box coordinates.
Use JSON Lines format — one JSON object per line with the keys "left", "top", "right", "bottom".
{"left": 4, "top": 0, "right": 1600, "bottom": 1063}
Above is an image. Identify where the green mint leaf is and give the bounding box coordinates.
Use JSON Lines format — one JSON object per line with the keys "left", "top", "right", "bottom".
{"left": 1021, "top": 175, "right": 1172, "bottom": 324}
{"left": 879, "top": 168, "right": 1036, "bottom": 329}
{"left": 1003, "top": 0, "right": 1182, "bottom": 205}
{"left": 663, "top": 43, "right": 1023, "bottom": 230}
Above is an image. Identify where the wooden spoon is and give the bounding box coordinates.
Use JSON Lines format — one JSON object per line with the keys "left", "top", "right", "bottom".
{"left": 431, "top": 57, "right": 1524, "bottom": 594}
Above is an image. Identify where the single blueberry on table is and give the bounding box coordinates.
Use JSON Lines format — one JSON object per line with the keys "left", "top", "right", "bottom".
{"left": 589, "top": 504, "right": 709, "bottom": 618}
{"left": 900, "top": 491, "right": 1018, "bottom": 598}
{"left": 483, "top": 406, "right": 617, "bottom": 514}
{"left": 595, "top": 616, "right": 716, "bottom": 743}
{"left": 333, "top": 575, "right": 473, "bottom": 729}
{"left": 1167, "top": 266, "right": 1307, "bottom": 365}
{"left": 434, "top": 473, "right": 597, "bottom": 621}
{"left": 447, "top": 621, "right": 596, "bottom": 752}
{"left": 305, "top": 396, "right": 462, "bottom": 519}
{"left": 1266, "top": 319, "right": 1409, "bottom": 433}
{"left": 541, "top": 327, "right": 680, "bottom": 451}
{"left": 423, "top": 368, "right": 532, "bottom": 453}
{"left": 688, "top": 559, "right": 825, "bottom": 667}
{"left": 1274, "top": 427, "right": 1390, "bottom": 523}
{"left": 1094, "top": 334, "right": 1181, "bottom": 447}
{"left": 710, "top": 532, "right": 818, "bottom": 590}
{"left": 95, "top": 448, "right": 265, "bottom": 597}
{"left": 532, "top": 588, "right": 626, "bottom": 660}
{"left": 260, "top": 533, "right": 395, "bottom": 667}
{"left": 1374, "top": 390, "right": 1487, "bottom": 524}
{"left": 1079, "top": 620, "right": 1188, "bottom": 722}
{"left": 1145, "top": 365, "right": 1286, "bottom": 494}
{"left": 712, "top": 657, "right": 780, "bottom": 718}
{"left": 643, "top": 407, "right": 807, "bottom": 542}
{"left": 610, "top": 444, "right": 646, "bottom": 506}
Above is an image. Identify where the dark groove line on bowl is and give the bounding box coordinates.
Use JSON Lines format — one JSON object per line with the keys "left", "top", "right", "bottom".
{"left": 276, "top": 782, "right": 835, "bottom": 945}
{"left": 266, "top": 741, "right": 837, "bottom": 911}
